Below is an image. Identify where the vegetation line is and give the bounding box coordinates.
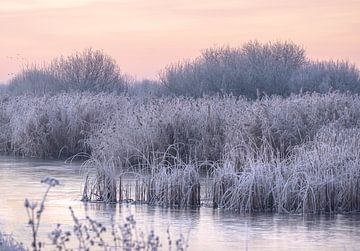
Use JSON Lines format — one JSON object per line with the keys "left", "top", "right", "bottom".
{"left": 1, "top": 40, "right": 360, "bottom": 214}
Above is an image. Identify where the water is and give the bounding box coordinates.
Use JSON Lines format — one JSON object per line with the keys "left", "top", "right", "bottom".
{"left": 1, "top": 156, "right": 360, "bottom": 250}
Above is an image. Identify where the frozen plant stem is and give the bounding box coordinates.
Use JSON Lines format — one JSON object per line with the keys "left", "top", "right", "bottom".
{"left": 24, "top": 177, "right": 60, "bottom": 251}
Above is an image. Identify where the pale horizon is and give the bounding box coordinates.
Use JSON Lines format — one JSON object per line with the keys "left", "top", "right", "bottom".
{"left": 1, "top": 0, "right": 359, "bottom": 83}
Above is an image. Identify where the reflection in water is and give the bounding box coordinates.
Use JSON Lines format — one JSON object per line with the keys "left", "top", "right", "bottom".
{"left": 1, "top": 156, "right": 360, "bottom": 250}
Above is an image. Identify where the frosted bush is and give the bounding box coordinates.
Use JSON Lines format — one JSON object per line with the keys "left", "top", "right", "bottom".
{"left": 161, "top": 41, "right": 359, "bottom": 98}
{"left": 289, "top": 60, "right": 360, "bottom": 94}
{"left": 161, "top": 41, "right": 306, "bottom": 98}
{"left": 5, "top": 49, "right": 129, "bottom": 96}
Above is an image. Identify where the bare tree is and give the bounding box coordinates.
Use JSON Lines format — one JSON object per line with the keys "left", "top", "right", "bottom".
{"left": 5, "top": 49, "right": 128, "bottom": 96}
{"left": 6, "top": 65, "right": 61, "bottom": 96}
{"left": 241, "top": 41, "right": 306, "bottom": 97}
{"left": 289, "top": 60, "right": 360, "bottom": 94}
{"left": 161, "top": 41, "right": 306, "bottom": 98}
{"left": 50, "top": 48, "right": 128, "bottom": 93}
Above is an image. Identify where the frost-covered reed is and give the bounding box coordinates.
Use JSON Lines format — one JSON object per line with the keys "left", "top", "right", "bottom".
{"left": 146, "top": 163, "right": 201, "bottom": 207}
{"left": 1, "top": 92, "right": 360, "bottom": 212}
{"left": 2, "top": 92, "right": 359, "bottom": 161}
{"left": 212, "top": 125, "right": 360, "bottom": 213}
{"left": 88, "top": 91, "right": 360, "bottom": 167}
{"left": 81, "top": 157, "right": 119, "bottom": 203}
{"left": 81, "top": 156, "right": 201, "bottom": 207}
{"left": 0, "top": 93, "right": 126, "bottom": 158}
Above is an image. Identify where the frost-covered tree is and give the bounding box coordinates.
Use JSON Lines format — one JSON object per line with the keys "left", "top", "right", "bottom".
{"left": 6, "top": 65, "right": 62, "bottom": 96}
{"left": 50, "top": 48, "right": 128, "bottom": 93}
{"left": 240, "top": 41, "right": 306, "bottom": 97}
{"left": 289, "top": 60, "right": 360, "bottom": 93}
{"left": 5, "top": 49, "right": 128, "bottom": 96}
{"left": 161, "top": 41, "right": 306, "bottom": 98}
{"left": 0, "top": 83, "right": 6, "bottom": 93}
{"left": 160, "top": 47, "right": 242, "bottom": 97}
{"left": 128, "top": 79, "right": 165, "bottom": 98}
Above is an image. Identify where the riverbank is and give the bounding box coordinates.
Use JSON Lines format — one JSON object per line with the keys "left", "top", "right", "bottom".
{"left": 1, "top": 92, "right": 360, "bottom": 213}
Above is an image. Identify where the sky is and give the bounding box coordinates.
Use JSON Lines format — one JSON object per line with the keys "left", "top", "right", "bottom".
{"left": 0, "top": 0, "right": 359, "bottom": 82}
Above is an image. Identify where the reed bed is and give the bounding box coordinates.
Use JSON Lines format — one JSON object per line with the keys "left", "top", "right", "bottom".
{"left": 212, "top": 125, "right": 360, "bottom": 213}
{"left": 0, "top": 93, "right": 126, "bottom": 158}
{"left": 146, "top": 164, "right": 201, "bottom": 206}
{"left": 81, "top": 156, "right": 201, "bottom": 207}
{"left": 1, "top": 92, "right": 360, "bottom": 212}
{"left": 1, "top": 92, "right": 359, "bottom": 162}
{"left": 88, "top": 91, "right": 360, "bottom": 168}
{"left": 81, "top": 158, "right": 119, "bottom": 203}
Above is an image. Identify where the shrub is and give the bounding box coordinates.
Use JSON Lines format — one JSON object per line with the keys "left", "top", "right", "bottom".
{"left": 128, "top": 79, "right": 165, "bottom": 99}
{"left": 240, "top": 41, "right": 306, "bottom": 97}
{"left": 5, "top": 49, "right": 129, "bottom": 96}
{"left": 289, "top": 60, "right": 360, "bottom": 94}
{"left": 50, "top": 48, "right": 128, "bottom": 93}
{"left": 161, "top": 41, "right": 306, "bottom": 98}
{"left": 6, "top": 65, "right": 61, "bottom": 96}
{"left": 161, "top": 41, "right": 360, "bottom": 98}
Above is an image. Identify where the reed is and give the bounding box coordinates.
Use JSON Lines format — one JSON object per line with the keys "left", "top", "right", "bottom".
{"left": 0, "top": 93, "right": 127, "bottom": 158}
{"left": 2, "top": 92, "right": 360, "bottom": 162}
{"left": 145, "top": 164, "right": 201, "bottom": 207}
{"left": 81, "top": 158, "right": 118, "bottom": 203}
{"left": 81, "top": 155, "right": 201, "bottom": 207}
{"left": 212, "top": 125, "right": 360, "bottom": 213}
{"left": 2, "top": 92, "right": 360, "bottom": 212}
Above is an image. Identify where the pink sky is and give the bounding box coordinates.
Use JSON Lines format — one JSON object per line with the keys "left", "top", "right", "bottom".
{"left": 0, "top": 0, "right": 359, "bottom": 82}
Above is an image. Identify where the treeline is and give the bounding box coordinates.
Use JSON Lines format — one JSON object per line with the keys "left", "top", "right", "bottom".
{"left": 1, "top": 41, "right": 360, "bottom": 213}
{"left": 161, "top": 41, "right": 360, "bottom": 98}
{"left": 2, "top": 41, "right": 360, "bottom": 98}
